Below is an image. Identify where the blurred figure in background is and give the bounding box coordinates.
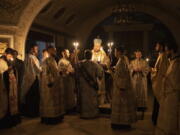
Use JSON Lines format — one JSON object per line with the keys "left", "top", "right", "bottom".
{"left": 41, "top": 49, "right": 49, "bottom": 63}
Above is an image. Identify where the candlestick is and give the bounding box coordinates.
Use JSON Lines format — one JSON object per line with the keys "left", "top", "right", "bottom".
{"left": 107, "top": 42, "right": 114, "bottom": 64}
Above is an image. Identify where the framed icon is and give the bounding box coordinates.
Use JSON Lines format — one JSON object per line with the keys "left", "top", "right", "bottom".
{"left": 0, "top": 35, "right": 14, "bottom": 56}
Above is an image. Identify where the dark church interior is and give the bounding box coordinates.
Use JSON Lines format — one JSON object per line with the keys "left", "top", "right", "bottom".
{"left": 0, "top": 0, "right": 180, "bottom": 135}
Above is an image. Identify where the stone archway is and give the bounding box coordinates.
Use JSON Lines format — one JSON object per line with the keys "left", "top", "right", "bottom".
{"left": 14, "top": 0, "right": 50, "bottom": 59}
{"left": 76, "top": 4, "right": 180, "bottom": 47}
{"left": 13, "top": 1, "right": 180, "bottom": 59}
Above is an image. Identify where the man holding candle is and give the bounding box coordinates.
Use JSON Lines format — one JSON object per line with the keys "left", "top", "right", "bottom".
{"left": 92, "top": 38, "right": 110, "bottom": 67}
{"left": 129, "top": 50, "right": 149, "bottom": 117}
{"left": 58, "top": 49, "right": 76, "bottom": 113}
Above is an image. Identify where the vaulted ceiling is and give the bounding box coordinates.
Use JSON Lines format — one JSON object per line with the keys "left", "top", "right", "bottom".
{"left": 34, "top": 0, "right": 180, "bottom": 32}
{"left": 0, "top": 0, "right": 180, "bottom": 34}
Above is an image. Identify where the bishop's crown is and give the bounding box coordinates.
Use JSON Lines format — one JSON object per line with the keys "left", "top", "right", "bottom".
{"left": 94, "top": 37, "right": 102, "bottom": 45}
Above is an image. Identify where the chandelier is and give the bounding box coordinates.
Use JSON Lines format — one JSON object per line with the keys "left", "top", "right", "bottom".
{"left": 112, "top": 0, "right": 136, "bottom": 24}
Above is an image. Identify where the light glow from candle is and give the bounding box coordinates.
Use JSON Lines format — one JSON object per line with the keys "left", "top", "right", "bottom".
{"left": 146, "top": 58, "right": 150, "bottom": 62}
{"left": 73, "top": 42, "right": 79, "bottom": 50}
{"left": 107, "top": 42, "right": 114, "bottom": 54}
{"left": 107, "top": 42, "right": 114, "bottom": 48}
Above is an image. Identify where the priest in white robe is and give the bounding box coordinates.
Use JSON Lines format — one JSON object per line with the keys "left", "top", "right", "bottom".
{"left": 129, "top": 51, "right": 149, "bottom": 111}
{"left": 155, "top": 44, "right": 180, "bottom": 135}
{"left": 111, "top": 47, "right": 137, "bottom": 129}
{"left": 21, "top": 44, "right": 42, "bottom": 117}
{"left": 58, "top": 49, "right": 76, "bottom": 113}
{"left": 151, "top": 42, "right": 170, "bottom": 125}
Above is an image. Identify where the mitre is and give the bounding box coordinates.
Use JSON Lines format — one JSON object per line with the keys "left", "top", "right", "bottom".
{"left": 94, "top": 38, "right": 102, "bottom": 45}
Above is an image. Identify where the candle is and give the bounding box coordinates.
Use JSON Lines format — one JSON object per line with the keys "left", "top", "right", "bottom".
{"left": 10, "top": 57, "right": 14, "bottom": 61}
{"left": 146, "top": 58, "right": 150, "bottom": 62}
{"left": 107, "top": 42, "right": 114, "bottom": 54}
{"left": 73, "top": 42, "right": 79, "bottom": 50}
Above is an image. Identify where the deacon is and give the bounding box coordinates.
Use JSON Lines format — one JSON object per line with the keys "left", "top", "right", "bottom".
{"left": 78, "top": 50, "right": 104, "bottom": 119}
{"left": 58, "top": 49, "right": 76, "bottom": 113}
{"left": 155, "top": 43, "right": 180, "bottom": 135}
{"left": 111, "top": 47, "right": 137, "bottom": 129}
{"left": 40, "top": 46, "right": 64, "bottom": 124}
{"left": 21, "top": 44, "right": 42, "bottom": 117}
{"left": 129, "top": 51, "right": 149, "bottom": 113}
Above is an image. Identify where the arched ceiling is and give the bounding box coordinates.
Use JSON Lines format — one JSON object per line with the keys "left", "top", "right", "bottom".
{"left": 0, "top": 0, "right": 180, "bottom": 60}
{"left": 33, "top": 0, "right": 180, "bottom": 33}
{"left": 0, "top": 0, "right": 29, "bottom": 25}
{"left": 0, "top": 0, "right": 180, "bottom": 30}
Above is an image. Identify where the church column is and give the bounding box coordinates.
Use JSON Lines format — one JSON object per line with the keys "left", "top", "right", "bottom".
{"left": 143, "top": 31, "right": 149, "bottom": 56}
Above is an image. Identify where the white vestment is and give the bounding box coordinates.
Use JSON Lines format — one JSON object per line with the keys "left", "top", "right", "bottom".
{"left": 129, "top": 58, "right": 149, "bottom": 108}
{"left": 111, "top": 55, "right": 137, "bottom": 125}
{"left": 151, "top": 52, "right": 169, "bottom": 101}
{"left": 156, "top": 55, "right": 180, "bottom": 135}
{"left": 58, "top": 58, "right": 76, "bottom": 111}
{"left": 91, "top": 49, "right": 109, "bottom": 105}
{"left": 21, "top": 54, "right": 41, "bottom": 102}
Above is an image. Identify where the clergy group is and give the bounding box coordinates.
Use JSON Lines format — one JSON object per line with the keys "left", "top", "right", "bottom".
{"left": 0, "top": 38, "right": 179, "bottom": 135}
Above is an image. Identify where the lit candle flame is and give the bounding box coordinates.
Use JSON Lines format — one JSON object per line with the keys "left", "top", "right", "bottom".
{"left": 73, "top": 42, "right": 79, "bottom": 50}
{"left": 107, "top": 42, "right": 114, "bottom": 48}
{"left": 10, "top": 57, "right": 14, "bottom": 61}
{"left": 146, "top": 58, "right": 150, "bottom": 62}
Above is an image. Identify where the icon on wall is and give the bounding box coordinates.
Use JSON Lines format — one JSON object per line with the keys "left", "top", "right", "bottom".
{"left": 0, "top": 35, "right": 14, "bottom": 56}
